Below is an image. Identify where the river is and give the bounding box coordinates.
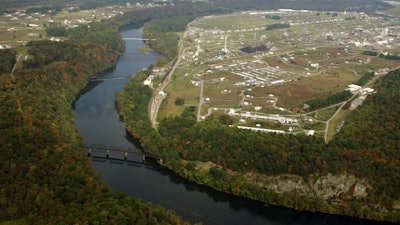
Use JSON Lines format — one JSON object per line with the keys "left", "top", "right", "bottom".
{"left": 73, "top": 28, "right": 392, "bottom": 225}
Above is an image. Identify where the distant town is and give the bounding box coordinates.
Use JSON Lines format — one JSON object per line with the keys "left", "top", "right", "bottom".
{"left": 0, "top": 2, "right": 166, "bottom": 49}
{"left": 2, "top": 3, "right": 400, "bottom": 143}
{"left": 147, "top": 8, "right": 400, "bottom": 142}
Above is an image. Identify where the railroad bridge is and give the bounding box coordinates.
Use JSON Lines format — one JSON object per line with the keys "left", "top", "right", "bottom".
{"left": 122, "top": 37, "right": 155, "bottom": 41}
{"left": 84, "top": 144, "right": 161, "bottom": 164}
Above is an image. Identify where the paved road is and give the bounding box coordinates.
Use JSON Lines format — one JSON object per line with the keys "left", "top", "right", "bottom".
{"left": 323, "top": 71, "right": 386, "bottom": 142}
{"left": 149, "top": 24, "right": 190, "bottom": 128}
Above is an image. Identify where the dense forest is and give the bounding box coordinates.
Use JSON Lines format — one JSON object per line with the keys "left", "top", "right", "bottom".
{"left": 305, "top": 90, "right": 353, "bottom": 111}
{"left": 116, "top": 1, "right": 400, "bottom": 223}
{"left": 1, "top": 0, "right": 399, "bottom": 223}
{"left": 143, "top": 16, "right": 194, "bottom": 65}
{"left": 45, "top": 27, "right": 68, "bottom": 37}
{"left": 0, "top": 49, "right": 17, "bottom": 74}
{"left": 355, "top": 72, "right": 375, "bottom": 86}
{"left": 118, "top": 52, "right": 400, "bottom": 223}
{"left": 0, "top": 7, "right": 194, "bottom": 225}
{"left": 328, "top": 70, "right": 400, "bottom": 207}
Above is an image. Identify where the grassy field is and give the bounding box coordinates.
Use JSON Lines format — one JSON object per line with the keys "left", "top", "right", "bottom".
{"left": 156, "top": 9, "right": 400, "bottom": 139}
{"left": 264, "top": 71, "right": 358, "bottom": 110}
{"left": 2, "top": 3, "right": 398, "bottom": 140}
{"left": 306, "top": 105, "right": 340, "bottom": 121}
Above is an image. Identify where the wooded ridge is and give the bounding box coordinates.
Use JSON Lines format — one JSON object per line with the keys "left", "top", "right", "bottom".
{"left": 1, "top": 0, "right": 399, "bottom": 223}
{"left": 117, "top": 1, "right": 400, "bottom": 222}
{"left": 0, "top": 7, "right": 195, "bottom": 225}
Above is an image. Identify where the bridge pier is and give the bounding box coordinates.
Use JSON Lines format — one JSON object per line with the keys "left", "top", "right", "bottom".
{"left": 84, "top": 145, "right": 150, "bottom": 162}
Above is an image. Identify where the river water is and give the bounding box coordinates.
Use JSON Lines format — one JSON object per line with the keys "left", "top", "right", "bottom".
{"left": 73, "top": 28, "right": 392, "bottom": 225}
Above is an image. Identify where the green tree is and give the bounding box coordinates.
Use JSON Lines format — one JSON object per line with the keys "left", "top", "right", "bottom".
{"left": 174, "top": 97, "right": 185, "bottom": 105}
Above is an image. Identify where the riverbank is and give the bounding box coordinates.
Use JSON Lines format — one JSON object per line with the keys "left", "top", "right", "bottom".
{"left": 117, "top": 12, "right": 400, "bottom": 224}
{"left": 0, "top": 16, "right": 190, "bottom": 224}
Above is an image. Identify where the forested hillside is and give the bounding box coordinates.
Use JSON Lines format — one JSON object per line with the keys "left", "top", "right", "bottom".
{"left": 0, "top": 2, "right": 226, "bottom": 223}
{"left": 0, "top": 49, "right": 16, "bottom": 74}
{"left": 328, "top": 70, "right": 400, "bottom": 209}
{"left": 119, "top": 46, "right": 400, "bottom": 223}
{"left": 116, "top": 1, "right": 400, "bottom": 222}
{"left": 119, "top": 28, "right": 400, "bottom": 219}
{"left": 0, "top": 11, "right": 189, "bottom": 225}
{"left": 143, "top": 16, "right": 194, "bottom": 65}
{"left": 153, "top": 73, "right": 400, "bottom": 220}
{"left": 1, "top": 0, "right": 398, "bottom": 223}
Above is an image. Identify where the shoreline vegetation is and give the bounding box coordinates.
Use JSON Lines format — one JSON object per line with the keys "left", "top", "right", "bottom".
{"left": 118, "top": 2, "right": 400, "bottom": 224}
{"left": 0, "top": 5, "right": 205, "bottom": 225}
{"left": 1, "top": 0, "right": 399, "bottom": 224}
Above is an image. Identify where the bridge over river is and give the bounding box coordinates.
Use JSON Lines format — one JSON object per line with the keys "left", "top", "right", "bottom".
{"left": 123, "top": 37, "right": 155, "bottom": 41}
{"left": 84, "top": 144, "right": 161, "bottom": 165}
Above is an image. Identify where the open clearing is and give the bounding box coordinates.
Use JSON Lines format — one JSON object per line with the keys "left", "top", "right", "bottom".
{"left": 2, "top": 3, "right": 400, "bottom": 142}
{"left": 153, "top": 8, "right": 400, "bottom": 141}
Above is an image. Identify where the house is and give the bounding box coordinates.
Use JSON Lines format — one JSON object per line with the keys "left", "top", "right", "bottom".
{"left": 158, "top": 91, "right": 166, "bottom": 96}
{"left": 310, "top": 62, "right": 319, "bottom": 69}
{"left": 306, "top": 130, "right": 315, "bottom": 136}
{"left": 346, "top": 84, "right": 362, "bottom": 93}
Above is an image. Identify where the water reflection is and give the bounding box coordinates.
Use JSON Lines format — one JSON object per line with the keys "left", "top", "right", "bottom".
{"left": 74, "top": 28, "right": 395, "bottom": 225}
{"left": 72, "top": 80, "right": 103, "bottom": 109}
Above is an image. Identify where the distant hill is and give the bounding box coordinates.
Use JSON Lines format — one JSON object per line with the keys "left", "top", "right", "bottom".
{"left": 0, "top": 0, "right": 152, "bottom": 12}
{"left": 0, "top": 0, "right": 393, "bottom": 13}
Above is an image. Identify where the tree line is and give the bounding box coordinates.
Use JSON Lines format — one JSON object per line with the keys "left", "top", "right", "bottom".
{"left": 0, "top": 7, "right": 194, "bottom": 225}
{"left": 116, "top": 2, "right": 400, "bottom": 222}
{"left": 266, "top": 23, "right": 290, "bottom": 31}
{"left": 0, "top": 49, "right": 17, "bottom": 74}
{"left": 305, "top": 90, "right": 353, "bottom": 111}
{"left": 1, "top": 0, "right": 392, "bottom": 14}
{"left": 1, "top": 0, "right": 399, "bottom": 223}
{"left": 45, "top": 27, "right": 68, "bottom": 37}
{"left": 119, "top": 67, "right": 400, "bottom": 222}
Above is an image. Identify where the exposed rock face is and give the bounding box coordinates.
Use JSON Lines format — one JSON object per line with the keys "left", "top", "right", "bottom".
{"left": 183, "top": 160, "right": 370, "bottom": 203}
{"left": 247, "top": 173, "right": 370, "bottom": 200}
{"left": 310, "top": 174, "right": 369, "bottom": 199}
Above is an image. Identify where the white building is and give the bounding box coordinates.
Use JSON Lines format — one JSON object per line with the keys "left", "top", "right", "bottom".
{"left": 346, "top": 84, "right": 362, "bottom": 93}
{"left": 158, "top": 90, "right": 166, "bottom": 96}
{"left": 310, "top": 62, "right": 319, "bottom": 69}
{"left": 237, "top": 125, "right": 285, "bottom": 134}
